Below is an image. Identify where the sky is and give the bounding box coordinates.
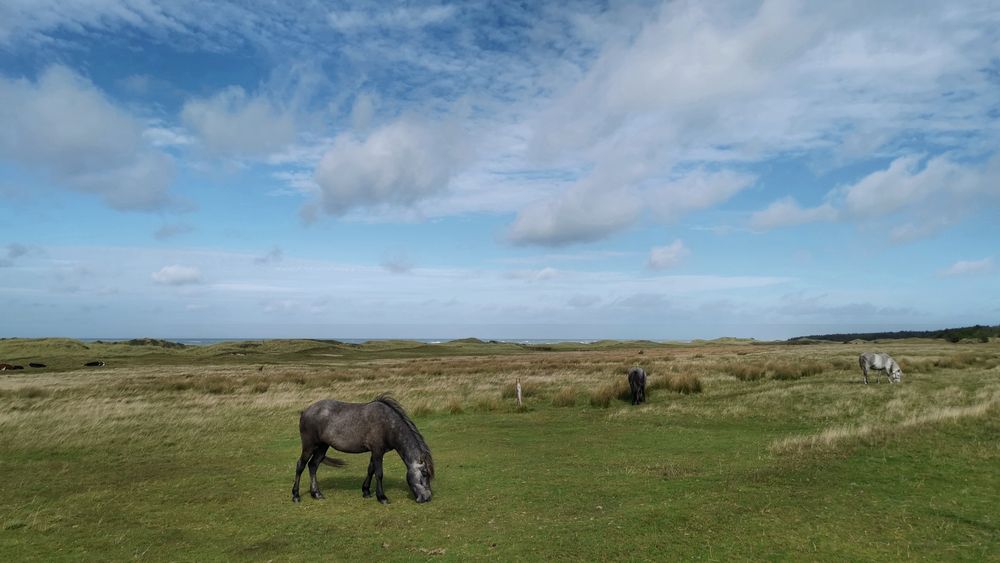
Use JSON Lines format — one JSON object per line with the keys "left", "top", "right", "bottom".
{"left": 1, "top": 0, "right": 998, "bottom": 341}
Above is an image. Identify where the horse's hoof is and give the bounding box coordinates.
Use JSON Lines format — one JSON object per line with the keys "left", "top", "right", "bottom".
{"left": 292, "top": 496, "right": 301, "bottom": 503}
{"left": 362, "top": 491, "right": 373, "bottom": 498}
{"left": 378, "top": 498, "right": 389, "bottom": 505}
{"left": 311, "top": 491, "right": 325, "bottom": 500}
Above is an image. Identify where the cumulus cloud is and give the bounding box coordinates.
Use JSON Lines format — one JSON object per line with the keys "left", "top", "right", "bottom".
{"left": 0, "top": 66, "right": 175, "bottom": 210}
{"left": 649, "top": 170, "right": 756, "bottom": 221}
{"left": 152, "top": 265, "right": 203, "bottom": 286}
{"left": 181, "top": 86, "right": 296, "bottom": 157}
{"left": 311, "top": 116, "right": 468, "bottom": 216}
{"left": 750, "top": 197, "right": 837, "bottom": 230}
{"left": 506, "top": 184, "right": 643, "bottom": 246}
{"left": 648, "top": 240, "right": 690, "bottom": 270}
{"left": 749, "top": 153, "right": 999, "bottom": 238}
{"left": 940, "top": 257, "right": 994, "bottom": 277}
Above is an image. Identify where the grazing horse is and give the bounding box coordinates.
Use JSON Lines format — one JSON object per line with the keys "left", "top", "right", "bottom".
{"left": 84, "top": 361, "right": 105, "bottom": 367}
{"left": 859, "top": 352, "right": 902, "bottom": 384}
{"left": 292, "top": 394, "right": 434, "bottom": 505}
{"left": 628, "top": 367, "right": 647, "bottom": 405}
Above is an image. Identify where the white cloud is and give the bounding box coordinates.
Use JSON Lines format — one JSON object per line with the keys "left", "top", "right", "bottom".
{"left": 648, "top": 240, "right": 690, "bottom": 270}
{"left": 506, "top": 168, "right": 754, "bottom": 246}
{"left": 750, "top": 197, "right": 837, "bottom": 230}
{"left": 311, "top": 116, "right": 468, "bottom": 216}
{"left": 506, "top": 184, "right": 643, "bottom": 246}
{"left": 329, "top": 5, "right": 457, "bottom": 32}
{"left": 152, "top": 265, "right": 203, "bottom": 286}
{"left": 0, "top": 66, "right": 175, "bottom": 210}
{"left": 749, "top": 153, "right": 999, "bottom": 238}
{"left": 648, "top": 170, "right": 756, "bottom": 221}
{"left": 181, "top": 86, "right": 296, "bottom": 157}
{"left": 509, "top": 1, "right": 999, "bottom": 245}
{"left": 940, "top": 257, "right": 994, "bottom": 277}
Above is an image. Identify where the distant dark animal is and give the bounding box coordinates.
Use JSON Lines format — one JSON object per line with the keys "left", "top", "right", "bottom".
{"left": 858, "top": 352, "right": 902, "bottom": 384}
{"left": 0, "top": 363, "right": 13, "bottom": 371}
{"left": 628, "top": 366, "right": 647, "bottom": 405}
{"left": 29, "top": 363, "right": 46, "bottom": 368}
{"left": 84, "top": 361, "right": 105, "bottom": 367}
{"left": 292, "top": 395, "right": 434, "bottom": 505}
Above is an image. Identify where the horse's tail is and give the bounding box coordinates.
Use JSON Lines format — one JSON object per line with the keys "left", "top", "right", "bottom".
{"left": 321, "top": 457, "right": 346, "bottom": 468}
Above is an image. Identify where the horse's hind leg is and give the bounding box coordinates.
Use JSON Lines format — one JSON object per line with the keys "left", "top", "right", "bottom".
{"left": 308, "top": 444, "right": 329, "bottom": 500}
{"left": 292, "top": 446, "right": 312, "bottom": 503}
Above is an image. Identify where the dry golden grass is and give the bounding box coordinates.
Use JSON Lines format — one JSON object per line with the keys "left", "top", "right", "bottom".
{"left": 770, "top": 398, "right": 1000, "bottom": 454}
{"left": 551, "top": 386, "right": 578, "bottom": 407}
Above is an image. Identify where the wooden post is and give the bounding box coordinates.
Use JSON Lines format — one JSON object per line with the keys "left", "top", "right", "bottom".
{"left": 515, "top": 378, "right": 523, "bottom": 407}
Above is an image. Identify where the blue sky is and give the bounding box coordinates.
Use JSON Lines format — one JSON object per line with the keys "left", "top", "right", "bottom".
{"left": 1, "top": 0, "right": 998, "bottom": 340}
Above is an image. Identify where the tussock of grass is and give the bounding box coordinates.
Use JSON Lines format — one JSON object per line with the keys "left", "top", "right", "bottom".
{"left": 447, "top": 398, "right": 464, "bottom": 414}
{"left": 551, "top": 387, "right": 577, "bottom": 407}
{"left": 665, "top": 374, "right": 703, "bottom": 394}
{"left": 769, "top": 360, "right": 824, "bottom": 380}
{"left": 589, "top": 379, "right": 630, "bottom": 407}
{"left": 725, "top": 363, "right": 768, "bottom": 381}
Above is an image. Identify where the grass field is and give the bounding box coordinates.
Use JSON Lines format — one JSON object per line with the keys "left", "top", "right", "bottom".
{"left": 1, "top": 337, "right": 998, "bottom": 561}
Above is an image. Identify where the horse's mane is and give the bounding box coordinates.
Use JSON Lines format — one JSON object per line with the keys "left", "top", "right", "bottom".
{"left": 373, "top": 394, "right": 434, "bottom": 479}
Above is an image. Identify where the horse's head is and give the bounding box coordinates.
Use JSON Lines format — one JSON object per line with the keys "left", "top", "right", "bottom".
{"left": 407, "top": 458, "right": 433, "bottom": 503}
{"left": 891, "top": 366, "right": 903, "bottom": 383}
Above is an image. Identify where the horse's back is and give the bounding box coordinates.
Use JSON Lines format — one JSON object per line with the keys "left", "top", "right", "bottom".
{"left": 860, "top": 352, "right": 896, "bottom": 370}
{"left": 628, "top": 367, "right": 646, "bottom": 381}
{"left": 299, "top": 399, "right": 396, "bottom": 454}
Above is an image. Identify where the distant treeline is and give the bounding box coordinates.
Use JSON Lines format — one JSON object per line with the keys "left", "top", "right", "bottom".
{"left": 790, "top": 324, "right": 1000, "bottom": 343}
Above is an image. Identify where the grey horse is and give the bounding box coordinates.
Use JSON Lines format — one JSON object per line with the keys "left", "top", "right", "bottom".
{"left": 858, "top": 352, "right": 903, "bottom": 384}
{"left": 292, "top": 394, "right": 434, "bottom": 504}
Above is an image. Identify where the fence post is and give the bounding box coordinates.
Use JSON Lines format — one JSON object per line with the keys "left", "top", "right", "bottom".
{"left": 516, "top": 378, "right": 523, "bottom": 407}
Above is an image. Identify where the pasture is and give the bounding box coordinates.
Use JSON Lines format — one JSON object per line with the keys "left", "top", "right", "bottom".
{"left": 1, "top": 337, "right": 998, "bottom": 561}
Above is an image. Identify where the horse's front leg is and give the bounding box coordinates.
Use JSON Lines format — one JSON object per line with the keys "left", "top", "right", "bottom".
{"left": 862, "top": 366, "right": 868, "bottom": 385}
{"left": 308, "top": 445, "right": 329, "bottom": 500}
{"left": 362, "top": 455, "right": 376, "bottom": 498}
{"left": 373, "top": 451, "right": 389, "bottom": 504}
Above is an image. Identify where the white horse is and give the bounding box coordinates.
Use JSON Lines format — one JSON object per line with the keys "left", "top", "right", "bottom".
{"left": 858, "top": 352, "right": 902, "bottom": 384}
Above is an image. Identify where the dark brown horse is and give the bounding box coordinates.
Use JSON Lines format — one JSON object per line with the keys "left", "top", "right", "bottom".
{"left": 292, "top": 394, "right": 434, "bottom": 504}
{"left": 628, "top": 366, "right": 647, "bottom": 405}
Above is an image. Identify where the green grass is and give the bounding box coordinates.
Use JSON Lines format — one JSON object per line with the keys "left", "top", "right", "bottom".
{"left": 1, "top": 338, "right": 998, "bottom": 560}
